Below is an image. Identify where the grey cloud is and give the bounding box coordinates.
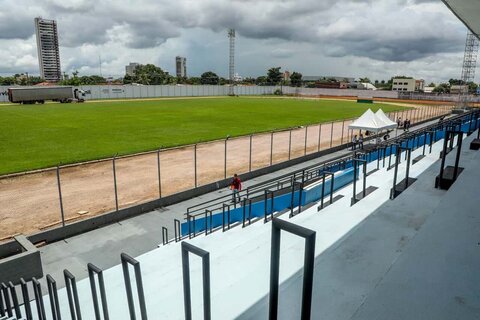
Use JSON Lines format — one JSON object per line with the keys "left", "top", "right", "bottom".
{"left": 0, "top": 0, "right": 470, "bottom": 81}
{"left": 0, "top": 18, "right": 34, "bottom": 39}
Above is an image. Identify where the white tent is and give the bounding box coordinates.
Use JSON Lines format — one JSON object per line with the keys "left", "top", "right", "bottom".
{"left": 375, "top": 109, "right": 397, "bottom": 130}
{"left": 349, "top": 109, "right": 381, "bottom": 133}
{"left": 349, "top": 108, "right": 397, "bottom": 133}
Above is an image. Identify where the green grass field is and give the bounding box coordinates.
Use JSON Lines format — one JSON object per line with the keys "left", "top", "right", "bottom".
{"left": 0, "top": 97, "right": 406, "bottom": 175}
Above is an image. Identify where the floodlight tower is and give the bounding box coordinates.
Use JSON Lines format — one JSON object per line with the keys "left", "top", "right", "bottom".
{"left": 459, "top": 31, "right": 479, "bottom": 108}
{"left": 228, "top": 29, "right": 235, "bottom": 96}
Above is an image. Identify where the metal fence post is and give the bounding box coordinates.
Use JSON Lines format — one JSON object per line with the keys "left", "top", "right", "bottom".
{"left": 113, "top": 155, "right": 119, "bottom": 212}
{"left": 288, "top": 129, "right": 292, "bottom": 160}
{"left": 270, "top": 131, "right": 274, "bottom": 166}
{"left": 304, "top": 126, "right": 308, "bottom": 156}
{"left": 224, "top": 137, "right": 228, "bottom": 179}
{"left": 330, "top": 121, "right": 334, "bottom": 148}
{"left": 194, "top": 144, "right": 197, "bottom": 188}
{"left": 340, "top": 120, "right": 345, "bottom": 144}
{"left": 56, "top": 165, "right": 65, "bottom": 227}
{"left": 249, "top": 135, "right": 253, "bottom": 172}
{"left": 157, "top": 148, "right": 162, "bottom": 198}
{"left": 317, "top": 123, "right": 321, "bottom": 152}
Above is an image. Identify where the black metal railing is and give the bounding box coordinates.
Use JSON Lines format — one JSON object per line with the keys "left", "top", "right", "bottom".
{"left": 88, "top": 263, "right": 110, "bottom": 320}
{"left": 176, "top": 111, "right": 478, "bottom": 241}
{"left": 181, "top": 242, "right": 211, "bottom": 320}
{"left": 121, "top": 253, "right": 148, "bottom": 320}
{"left": 269, "top": 218, "right": 316, "bottom": 320}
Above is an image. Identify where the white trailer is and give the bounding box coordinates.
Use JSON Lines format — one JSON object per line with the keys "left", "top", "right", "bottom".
{"left": 7, "top": 86, "right": 85, "bottom": 104}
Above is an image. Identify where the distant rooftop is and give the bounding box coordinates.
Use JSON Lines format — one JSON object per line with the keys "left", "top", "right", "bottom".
{"left": 303, "top": 76, "right": 355, "bottom": 82}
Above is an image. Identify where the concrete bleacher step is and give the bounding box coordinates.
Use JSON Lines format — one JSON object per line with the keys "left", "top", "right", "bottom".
{"left": 412, "top": 154, "right": 426, "bottom": 165}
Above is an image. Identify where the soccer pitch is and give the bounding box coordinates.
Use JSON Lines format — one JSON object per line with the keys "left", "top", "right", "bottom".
{"left": 0, "top": 97, "right": 407, "bottom": 175}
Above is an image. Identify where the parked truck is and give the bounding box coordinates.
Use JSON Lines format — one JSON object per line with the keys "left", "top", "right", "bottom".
{"left": 7, "top": 86, "right": 85, "bottom": 104}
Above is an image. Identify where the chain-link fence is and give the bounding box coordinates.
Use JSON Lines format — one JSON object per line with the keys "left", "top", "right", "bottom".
{"left": 0, "top": 105, "right": 453, "bottom": 240}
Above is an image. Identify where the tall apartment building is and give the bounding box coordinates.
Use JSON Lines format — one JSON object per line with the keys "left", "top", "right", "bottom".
{"left": 176, "top": 56, "right": 187, "bottom": 78}
{"left": 34, "top": 17, "right": 62, "bottom": 82}
{"left": 125, "top": 62, "right": 140, "bottom": 76}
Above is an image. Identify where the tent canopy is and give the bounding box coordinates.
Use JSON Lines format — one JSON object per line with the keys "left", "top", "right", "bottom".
{"left": 348, "top": 108, "right": 396, "bottom": 133}
{"left": 375, "top": 109, "right": 397, "bottom": 130}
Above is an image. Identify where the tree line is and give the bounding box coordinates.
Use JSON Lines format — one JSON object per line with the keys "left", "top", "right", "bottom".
{"left": 3, "top": 67, "right": 477, "bottom": 94}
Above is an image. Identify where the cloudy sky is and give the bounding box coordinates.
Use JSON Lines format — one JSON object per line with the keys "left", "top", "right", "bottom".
{"left": 0, "top": 0, "right": 471, "bottom": 83}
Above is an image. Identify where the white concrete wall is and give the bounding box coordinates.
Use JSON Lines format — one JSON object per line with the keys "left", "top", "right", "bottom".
{"left": 0, "top": 85, "right": 400, "bottom": 103}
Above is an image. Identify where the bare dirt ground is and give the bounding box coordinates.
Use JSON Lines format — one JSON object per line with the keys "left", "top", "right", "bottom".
{"left": 0, "top": 105, "right": 450, "bottom": 240}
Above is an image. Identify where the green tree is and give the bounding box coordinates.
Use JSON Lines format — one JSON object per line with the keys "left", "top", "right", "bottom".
{"left": 186, "top": 77, "right": 201, "bottom": 85}
{"left": 175, "top": 76, "right": 187, "bottom": 84}
{"left": 267, "top": 67, "right": 282, "bottom": 85}
{"left": 200, "top": 71, "right": 220, "bottom": 85}
{"left": 433, "top": 83, "right": 450, "bottom": 93}
{"left": 0, "top": 77, "right": 16, "bottom": 85}
{"left": 290, "top": 72, "right": 303, "bottom": 87}
{"left": 59, "top": 70, "right": 81, "bottom": 86}
{"left": 130, "top": 64, "right": 167, "bottom": 85}
{"left": 256, "top": 76, "right": 267, "bottom": 86}
{"left": 359, "top": 77, "right": 371, "bottom": 83}
{"left": 242, "top": 77, "right": 256, "bottom": 84}
{"left": 77, "top": 75, "right": 106, "bottom": 85}
{"left": 123, "top": 74, "right": 133, "bottom": 84}
{"left": 28, "top": 76, "right": 44, "bottom": 85}
{"left": 448, "top": 79, "right": 464, "bottom": 85}
{"left": 468, "top": 82, "right": 478, "bottom": 93}
{"left": 428, "top": 82, "right": 436, "bottom": 87}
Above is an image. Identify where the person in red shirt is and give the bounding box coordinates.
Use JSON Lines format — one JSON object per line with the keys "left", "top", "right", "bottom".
{"left": 230, "top": 173, "right": 242, "bottom": 203}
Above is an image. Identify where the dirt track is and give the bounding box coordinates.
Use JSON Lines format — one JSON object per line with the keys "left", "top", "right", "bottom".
{"left": 0, "top": 105, "right": 449, "bottom": 240}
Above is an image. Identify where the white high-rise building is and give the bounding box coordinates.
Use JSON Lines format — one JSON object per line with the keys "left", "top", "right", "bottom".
{"left": 34, "top": 17, "right": 61, "bottom": 82}
{"left": 176, "top": 56, "right": 187, "bottom": 78}
{"left": 125, "top": 62, "right": 140, "bottom": 76}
